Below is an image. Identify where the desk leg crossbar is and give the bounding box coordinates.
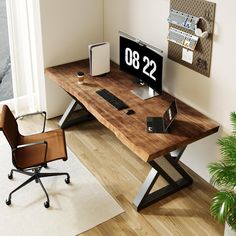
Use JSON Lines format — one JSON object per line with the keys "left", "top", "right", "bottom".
{"left": 133, "top": 147, "right": 193, "bottom": 211}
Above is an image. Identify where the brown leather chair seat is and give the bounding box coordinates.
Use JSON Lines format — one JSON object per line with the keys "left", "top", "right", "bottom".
{"left": 17, "top": 129, "right": 67, "bottom": 169}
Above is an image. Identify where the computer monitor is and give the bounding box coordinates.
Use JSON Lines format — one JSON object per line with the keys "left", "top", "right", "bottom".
{"left": 119, "top": 34, "right": 163, "bottom": 99}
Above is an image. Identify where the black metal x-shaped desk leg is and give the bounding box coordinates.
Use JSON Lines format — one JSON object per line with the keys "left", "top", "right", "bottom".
{"left": 133, "top": 147, "right": 193, "bottom": 211}
{"left": 59, "top": 97, "right": 94, "bottom": 129}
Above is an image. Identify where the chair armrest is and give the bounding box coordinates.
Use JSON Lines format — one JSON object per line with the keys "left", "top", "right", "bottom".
{"left": 16, "top": 111, "right": 46, "bottom": 133}
{"left": 12, "top": 141, "right": 48, "bottom": 167}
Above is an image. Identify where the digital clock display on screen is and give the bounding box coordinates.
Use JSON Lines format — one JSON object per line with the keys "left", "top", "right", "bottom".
{"left": 119, "top": 36, "right": 163, "bottom": 93}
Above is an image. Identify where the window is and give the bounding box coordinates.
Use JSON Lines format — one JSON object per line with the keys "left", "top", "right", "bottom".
{"left": 1, "top": 0, "right": 45, "bottom": 114}
{"left": 0, "top": 0, "right": 13, "bottom": 102}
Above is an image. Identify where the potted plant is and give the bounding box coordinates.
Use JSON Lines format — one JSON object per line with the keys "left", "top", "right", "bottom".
{"left": 208, "top": 112, "right": 236, "bottom": 235}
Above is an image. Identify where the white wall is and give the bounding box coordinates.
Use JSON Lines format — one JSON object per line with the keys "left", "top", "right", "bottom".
{"left": 104, "top": 0, "right": 236, "bottom": 181}
{"left": 40, "top": 0, "right": 103, "bottom": 118}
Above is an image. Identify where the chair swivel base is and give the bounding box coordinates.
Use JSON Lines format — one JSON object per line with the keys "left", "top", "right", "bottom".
{"left": 6, "top": 167, "right": 70, "bottom": 208}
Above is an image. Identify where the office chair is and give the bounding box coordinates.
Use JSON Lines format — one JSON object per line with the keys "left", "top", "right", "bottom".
{"left": 0, "top": 105, "right": 70, "bottom": 208}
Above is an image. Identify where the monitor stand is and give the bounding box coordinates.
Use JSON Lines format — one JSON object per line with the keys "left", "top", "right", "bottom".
{"left": 131, "top": 86, "right": 159, "bottom": 100}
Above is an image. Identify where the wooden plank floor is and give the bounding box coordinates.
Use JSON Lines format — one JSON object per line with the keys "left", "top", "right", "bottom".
{"left": 6, "top": 115, "right": 224, "bottom": 236}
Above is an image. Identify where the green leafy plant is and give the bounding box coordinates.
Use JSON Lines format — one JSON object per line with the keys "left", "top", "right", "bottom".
{"left": 208, "top": 112, "right": 236, "bottom": 231}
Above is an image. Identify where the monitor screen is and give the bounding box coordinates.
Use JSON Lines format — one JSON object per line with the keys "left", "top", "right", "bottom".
{"left": 163, "top": 100, "right": 178, "bottom": 131}
{"left": 119, "top": 36, "right": 163, "bottom": 94}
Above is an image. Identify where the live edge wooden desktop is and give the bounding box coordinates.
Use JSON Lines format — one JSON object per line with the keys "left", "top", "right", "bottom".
{"left": 45, "top": 59, "right": 219, "bottom": 211}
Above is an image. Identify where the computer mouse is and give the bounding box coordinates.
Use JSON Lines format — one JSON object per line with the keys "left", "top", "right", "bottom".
{"left": 126, "top": 109, "right": 135, "bottom": 115}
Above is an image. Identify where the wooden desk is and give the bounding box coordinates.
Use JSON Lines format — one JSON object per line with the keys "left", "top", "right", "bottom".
{"left": 45, "top": 59, "right": 219, "bottom": 211}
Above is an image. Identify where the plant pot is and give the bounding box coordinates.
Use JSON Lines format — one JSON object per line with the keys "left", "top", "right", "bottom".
{"left": 225, "top": 222, "right": 236, "bottom": 236}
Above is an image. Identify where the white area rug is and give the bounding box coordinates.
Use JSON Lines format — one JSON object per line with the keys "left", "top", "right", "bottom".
{"left": 0, "top": 142, "right": 124, "bottom": 236}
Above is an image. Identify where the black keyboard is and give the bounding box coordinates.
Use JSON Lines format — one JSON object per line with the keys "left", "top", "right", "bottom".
{"left": 96, "top": 89, "right": 129, "bottom": 110}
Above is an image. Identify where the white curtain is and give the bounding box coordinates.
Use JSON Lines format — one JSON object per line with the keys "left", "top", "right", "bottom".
{"left": 5, "top": 0, "right": 45, "bottom": 115}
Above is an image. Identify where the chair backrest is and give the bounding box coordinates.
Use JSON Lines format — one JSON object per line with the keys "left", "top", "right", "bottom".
{"left": 0, "top": 105, "right": 19, "bottom": 149}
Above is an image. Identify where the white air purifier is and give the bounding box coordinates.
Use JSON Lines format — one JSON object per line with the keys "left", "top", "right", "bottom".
{"left": 89, "top": 42, "right": 110, "bottom": 76}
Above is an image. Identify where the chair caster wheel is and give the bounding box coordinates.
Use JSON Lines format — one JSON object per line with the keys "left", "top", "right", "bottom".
{"left": 6, "top": 199, "right": 11, "bottom": 205}
{"left": 43, "top": 163, "right": 48, "bottom": 169}
{"left": 8, "top": 174, "right": 13, "bottom": 180}
{"left": 65, "top": 177, "right": 70, "bottom": 184}
{"left": 44, "top": 201, "right": 50, "bottom": 208}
